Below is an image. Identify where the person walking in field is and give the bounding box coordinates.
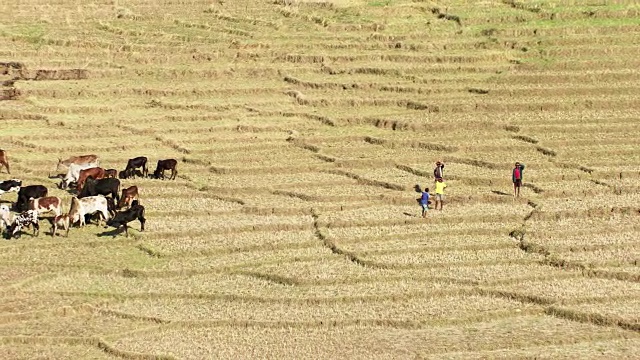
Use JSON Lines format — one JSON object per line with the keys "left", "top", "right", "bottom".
{"left": 512, "top": 162, "right": 525, "bottom": 197}
{"left": 418, "top": 187, "right": 430, "bottom": 218}
{"left": 434, "top": 177, "right": 447, "bottom": 211}
{"left": 433, "top": 161, "right": 445, "bottom": 180}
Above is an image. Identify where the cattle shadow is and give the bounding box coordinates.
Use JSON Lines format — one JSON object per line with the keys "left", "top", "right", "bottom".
{"left": 97, "top": 226, "right": 126, "bottom": 238}
{"left": 491, "top": 190, "right": 511, "bottom": 196}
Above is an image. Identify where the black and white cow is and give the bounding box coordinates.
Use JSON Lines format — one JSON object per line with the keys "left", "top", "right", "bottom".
{"left": 7, "top": 209, "right": 39, "bottom": 238}
{"left": 0, "top": 179, "right": 21, "bottom": 198}
{"left": 15, "top": 185, "right": 48, "bottom": 212}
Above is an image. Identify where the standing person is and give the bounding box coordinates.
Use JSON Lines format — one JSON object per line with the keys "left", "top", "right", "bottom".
{"left": 433, "top": 161, "right": 445, "bottom": 180}
{"left": 418, "top": 187, "right": 430, "bottom": 218}
{"left": 512, "top": 162, "right": 525, "bottom": 197}
{"left": 434, "top": 177, "right": 447, "bottom": 211}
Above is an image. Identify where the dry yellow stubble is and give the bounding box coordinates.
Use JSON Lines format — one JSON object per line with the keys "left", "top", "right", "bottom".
{"left": 2, "top": 0, "right": 640, "bottom": 357}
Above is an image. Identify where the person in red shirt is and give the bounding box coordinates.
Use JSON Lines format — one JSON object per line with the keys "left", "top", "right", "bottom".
{"left": 512, "top": 162, "right": 525, "bottom": 197}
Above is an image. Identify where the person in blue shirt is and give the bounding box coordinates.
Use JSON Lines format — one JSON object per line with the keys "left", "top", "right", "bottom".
{"left": 419, "top": 187, "right": 430, "bottom": 218}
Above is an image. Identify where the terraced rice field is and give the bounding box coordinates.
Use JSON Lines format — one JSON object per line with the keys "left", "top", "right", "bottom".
{"left": 1, "top": 0, "right": 639, "bottom": 358}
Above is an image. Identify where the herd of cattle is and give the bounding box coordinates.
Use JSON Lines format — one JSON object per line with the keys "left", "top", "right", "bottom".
{"left": 0, "top": 150, "right": 179, "bottom": 239}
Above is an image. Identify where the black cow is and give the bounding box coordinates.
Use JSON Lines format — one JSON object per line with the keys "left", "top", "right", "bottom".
{"left": 0, "top": 179, "right": 21, "bottom": 198}
{"left": 122, "top": 157, "right": 148, "bottom": 179}
{"left": 106, "top": 200, "right": 146, "bottom": 237}
{"left": 81, "top": 177, "right": 119, "bottom": 218}
{"left": 79, "top": 177, "right": 120, "bottom": 202}
{"left": 15, "top": 185, "right": 48, "bottom": 212}
{"left": 152, "top": 159, "right": 178, "bottom": 180}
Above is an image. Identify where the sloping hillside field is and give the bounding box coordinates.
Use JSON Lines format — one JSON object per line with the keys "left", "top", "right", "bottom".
{"left": 1, "top": 0, "right": 639, "bottom": 358}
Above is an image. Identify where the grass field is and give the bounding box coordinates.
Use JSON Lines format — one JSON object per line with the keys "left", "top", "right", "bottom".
{"left": 1, "top": 0, "right": 639, "bottom": 358}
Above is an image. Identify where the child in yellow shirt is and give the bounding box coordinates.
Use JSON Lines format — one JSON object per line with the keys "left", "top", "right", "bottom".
{"left": 434, "top": 178, "right": 447, "bottom": 211}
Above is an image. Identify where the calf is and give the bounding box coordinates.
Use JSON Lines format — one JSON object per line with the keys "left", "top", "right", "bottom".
{"left": 123, "top": 156, "right": 148, "bottom": 179}
{"left": 107, "top": 200, "right": 146, "bottom": 237}
{"left": 117, "top": 185, "right": 139, "bottom": 209}
{"left": 59, "top": 162, "right": 98, "bottom": 189}
{"left": 69, "top": 195, "right": 110, "bottom": 227}
{"left": 76, "top": 167, "right": 106, "bottom": 192}
{"left": 0, "top": 149, "right": 10, "bottom": 174}
{"left": 16, "top": 185, "right": 48, "bottom": 212}
{"left": 0, "top": 179, "right": 21, "bottom": 198}
{"left": 28, "top": 196, "right": 63, "bottom": 217}
{"left": 56, "top": 154, "right": 99, "bottom": 172}
{"left": 8, "top": 209, "right": 39, "bottom": 238}
{"left": 50, "top": 213, "right": 71, "bottom": 237}
{"left": 104, "top": 169, "right": 118, "bottom": 178}
{"left": 119, "top": 169, "right": 143, "bottom": 179}
{"left": 152, "top": 159, "right": 178, "bottom": 180}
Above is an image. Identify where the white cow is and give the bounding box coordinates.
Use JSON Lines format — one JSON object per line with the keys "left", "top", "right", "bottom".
{"left": 0, "top": 204, "right": 12, "bottom": 231}
{"left": 59, "top": 163, "right": 99, "bottom": 189}
{"left": 69, "top": 195, "right": 110, "bottom": 227}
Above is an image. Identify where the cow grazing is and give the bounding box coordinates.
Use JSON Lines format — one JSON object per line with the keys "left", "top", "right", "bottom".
{"left": 107, "top": 199, "right": 145, "bottom": 237}
{"left": 123, "top": 156, "right": 148, "bottom": 179}
{"left": 79, "top": 176, "right": 120, "bottom": 202}
{"left": 104, "top": 169, "right": 118, "bottom": 178}
{"left": 16, "top": 185, "right": 48, "bottom": 212}
{"left": 28, "top": 196, "right": 63, "bottom": 217}
{"left": 119, "top": 169, "right": 144, "bottom": 179}
{"left": 69, "top": 195, "right": 110, "bottom": 227}
{"left": 0, "top": 204, "right": 11, "bottom": 231}
{"left": 50, "top": 213, "right": 71, "bottom": 237}
{"left": 8, "top": 209, "right": 39, "bottom": 238}
{"left": 76, "top": 167, "right": 106, "bottom": 192}
{"left": 117, "top": 186, "right": 139, "bottom": 209}
{"left": 0, "top": 179, "right": 21, "bottom": 199}
{"left": 152, "top": 159, "right": 178, "bottom": 180}
{"left": 59, "top": 162, "right": 99, "bottom": 189}
{"left": 0, "top": 149, "right": 10, "bottom": 174}
{"left": 56, "top": 154, "right": 99, "bottom": 172}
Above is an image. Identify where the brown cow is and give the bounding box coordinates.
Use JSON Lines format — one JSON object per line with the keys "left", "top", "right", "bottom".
{"left": 76, "top": 167, "right": 106, "bottom": 192}
{"left": 50, "top": 213, "right": 71, "bottom": 237}
{"left": 117, "top": 186, "right": 139, "bottom": 209}
{"left": 56, "top": 154, "right": 99, "bottom": 172}
{"left": 28, "top": 196, "right": 63, "bottom": 217}
{"left": 0, "top": 149, "right": 10, "bottom": 174}
{"left": 104, "top": 169, "right": 118, "bottom": 178}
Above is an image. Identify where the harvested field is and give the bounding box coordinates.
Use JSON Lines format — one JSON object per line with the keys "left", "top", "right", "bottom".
{"left": 1, "top": 0, "right": 639, "bottom": 358}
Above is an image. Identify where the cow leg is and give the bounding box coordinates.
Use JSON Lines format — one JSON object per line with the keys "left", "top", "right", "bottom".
{"left": 171, "top": 168, "right": 177, "bottom": 180}
{"left": 123, "top": 223, "right": 129, "bottom": 237}
{"left": 100, "top": 209, "right": 109, "bottom": 226}
{"left": 33, "top": 222, "right": 39, "bottom": 237}
{"left": 139, "top": 215, "right": 146, "bottom": 231}
{"left": 0, "top": 160, "right": 9, "bottom": 174}
{"left": 52, "top": 222, "right": 57, "bottom": 237}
